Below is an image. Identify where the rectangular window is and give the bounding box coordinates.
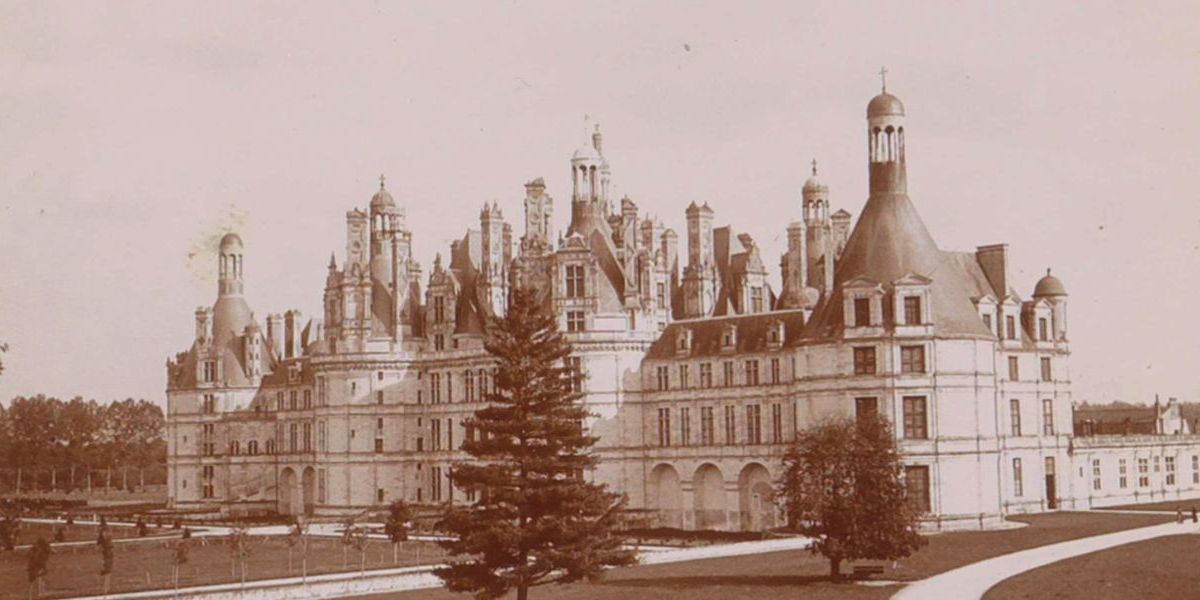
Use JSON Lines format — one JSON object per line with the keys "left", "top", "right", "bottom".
{"left": 1119, "top": 458, "right": 1128, "bottom": 488}
{"left": 566, "top": 356, "right": 583, "bottom": 393}
{"left": 699, "top": 363, "right": 713, "bottom": 388}
{"left": 853, "top": 346, "right": 877, "bottom": 375}
{"left": 433, "top": 295, "right": 445, "bottom": 323}
{"left": 656, "top": 283, "right": 665, "bottom": 307}
{"left": 1008, "top": 356, "right": 1019, "bottom": 381}
{"left": 722, "top": 361, "right": 735, "bottom": 387}
{"left": 700, "top": 407, "right": 715, "bottom": 445}
{"left": 1006, "top": 315, "right": 1016, "bottom": 340}
{"left": 318, "top": 469, "right": 327, "bottom": 504}
{"left": 680, "top": 407, "right": 691, "bottom": 446}
{"left": 854, "top": 297, "right": 871, "bottom": 327}
{"left": 1038, "top": 317, "right": 1048, "bottom": 341}
{"left": 903, "top": 296, "right": 921, "bottom": 325}
{"left": 376, "top": 390, "right": 384, "bottom": 405}
{"left": 318, "top": 420, "right": 326, "bottom": 452}
{"left": 567, "top": 310, "right": 585, "bottom": 333}
{"left": 771, "top": 403, "right": 783, "bottom": 443}
{"left": 446, "top": 374, "right": 453, "bottom": 404}
{"left": 1010, "top": 399, "right": 1022, "bottom": 436}
{"left": 565, "top": 265, "right": 585, "bottom": 298}
{"left": 744, "top": 360, "right": 760, "bottom": 386}
{"left": 317, "top": 377, "right": 326, "bottom": 406}
{"left": 432, "top": 419, "right": 441, "bottom": 451}
{"left": 374, "top": 438, "right": 384, "bottom": 453}
{"left": 464, "top": 370, "right": 475, "bottom": 402}
{"left": 678, "top": 364, "right": 690, "bottom": 389}
{"left": 1040, "top": 357, "right": 1052, "bottom": 382}
{"left": 905, "top": 466, "right": 931, "bottom": 512}
{"left": 431, "top": 467, "right": 442, "bottom": 502}
{"left": 770, "top": 358, "right": 781, "bottom": 384}
{"left": 1092, "top": 459, "right": 1102, "bottom": 491}
{"left": 657, "top": 407, "right": 671, "bottom": 447}
{"left": 903, "top": 396, "right": 928, "bottom": 439}
{"left": 304, "top": 389, "right": 312, "bottom": 409}
{"left": 1194, "top": 455, "right": 1199, "bottom": 485}
{"left": 855, "top": 397, "right": 878, "bottom": 423}
{"left": 745, "top": 404, "right": 762, "bottom": 444}
{"left": 1137, "top": 458, "right": 1149, "bottom": 487}
{"left": 724, "top": 406, "right": 736, "bottom": 445}
{"left": 289, "top": 391, "right": 298, "bottom": 411}
{"left": 750, "top": 287, "right": 764, "bottom": 313}
{"left": 900, "top": 345, "right": 926, "bottom": 374}
{"left": 430, "top": 373, "right": 440, "bottom": 404}
{"left": 202, "top": 393, "right": 216, "bottom": 415}
{"left": 656, "top": 365, "right": 670, "bottom": 391}
{"left": 289, "top": 423, "right": 298, "bottom": 452}
{"left": 434, "top": 334, "right": 445, "bottom": 351}
{"left": 1166, "top": 456, "right": 1176, "bottom": 486}
{"left": 303, "top": 423, "right": 312, "bottom": 451}
{"left": 203, "top": 360, "right": 217, "bottom": 383}
{"left": 1042, "top": 399, "right": 1054, "bottom": 435}
{"left": 982, "top": 313, "right": 992, "bottom": 332}
{"left": 447, "top": 418, "right": 454, "bottom": 450}
{"left": 1013, "top": 458, "right": 1023, "bottom": 496}
{"left": 1045, "top": 457, "right": 1056, "bottom": 490}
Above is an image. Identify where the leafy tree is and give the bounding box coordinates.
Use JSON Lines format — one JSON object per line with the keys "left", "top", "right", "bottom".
{"left": 384, "top": 500, "right": 412, "bottom": 564}
{"left": 435, "top": 287, "right": 634, "bottom": 600}
{"left": 777, "top": 414, "right": 926, "bottom": 580}
{"left": 27, "top": 537, "right": 50, "bottom": 599}
{"left": 0, "top": 341, "right": 8, "bottom": 376}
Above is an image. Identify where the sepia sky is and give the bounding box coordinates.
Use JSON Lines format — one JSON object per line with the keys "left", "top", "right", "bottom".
{"left": 1, "top": 1, "right": 1198, "bottom": 407}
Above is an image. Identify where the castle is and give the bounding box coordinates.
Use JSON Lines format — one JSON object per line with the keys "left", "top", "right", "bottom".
{"left": 166, "top": 82, "right": 1200, "bottom": 531}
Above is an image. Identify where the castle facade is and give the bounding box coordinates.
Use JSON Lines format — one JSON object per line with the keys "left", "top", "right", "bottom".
{"left": 166, "top": 85, "right": 1200, "bottom": 531}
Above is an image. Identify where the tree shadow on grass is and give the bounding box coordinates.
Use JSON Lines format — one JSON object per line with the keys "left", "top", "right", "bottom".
{"left": 598, "top": 574, "right": 837, "bottom": 589}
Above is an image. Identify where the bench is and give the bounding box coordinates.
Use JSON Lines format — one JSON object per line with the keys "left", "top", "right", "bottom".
{"left": 852, "top": 565, "right": 886, "bottom": 578}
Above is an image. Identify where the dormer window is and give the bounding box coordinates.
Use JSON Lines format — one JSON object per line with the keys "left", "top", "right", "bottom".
{"left": 854, "top": 298, "right": 871, "bottom": 327}
{"left": 903, "top": 296, "right": 922, "bottom": 325}
{"left": 767, "top": 320, "right": 784, "bottom": 348}
{"left": 675, "top": 328, "right": 693, "bottom": 356}
{"left": 721, "top": 324, "right": 738, "bottom": 351}
{"left": 565, "top": 264, "right": 585, "bottom": 298}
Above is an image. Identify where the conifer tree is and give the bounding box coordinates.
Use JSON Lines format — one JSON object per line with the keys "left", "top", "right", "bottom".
{"left": 777, "top": 414, "right": 925, "bottom": 579}
{"left": 435, "top": 286, "right": 634, "bottom": 600}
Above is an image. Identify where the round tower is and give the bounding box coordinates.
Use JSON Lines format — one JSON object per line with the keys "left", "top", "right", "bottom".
{"left": 1033, "top": 268, "right": 1069, "bottom": 340}
{"left": 867, "top": 68, "right": 907, "bottom": 195}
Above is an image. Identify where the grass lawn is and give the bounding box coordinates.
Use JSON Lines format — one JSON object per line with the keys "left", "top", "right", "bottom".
{"left": 0, "top": 535, "right": 448, "bottom": 599}
{"left": 355, "top": 511, "right": 1176, "bottom": 600}
{"left": 982, "top": 534, "right": 1200, "bottom": 599}
{"left": 1098, "top": 498, "right": 1200, "bottom": 513}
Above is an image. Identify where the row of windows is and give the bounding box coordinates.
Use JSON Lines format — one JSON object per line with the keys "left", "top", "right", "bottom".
{"left": 852, "top": 346, "right": 926, "bottom": 375}
{"left": 655, "top": 403, "right": 786, "bottom": 447}
{"left": 654, "top": 358, "right": 783, "bottom": 391}
{"left": 852, "top": 295, "right": 924, "bottom": 327}
{"left": 1008, "top": 398, "right": 1057, "bottom": 436}
{"left": 427, "top": 368, "right": 495, "bottom": 404}
{"left": 1111, "top": 455, "right": 1199, "bottom": 490}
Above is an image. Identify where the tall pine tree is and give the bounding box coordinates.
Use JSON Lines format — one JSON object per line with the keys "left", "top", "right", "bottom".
{"left": 435, "top": 286, "right": 634, "bottom": 600}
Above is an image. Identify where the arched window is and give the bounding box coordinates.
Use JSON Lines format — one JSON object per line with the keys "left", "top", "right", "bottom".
{"left": 248, "top": 440, "right": 258, "bottom": 455}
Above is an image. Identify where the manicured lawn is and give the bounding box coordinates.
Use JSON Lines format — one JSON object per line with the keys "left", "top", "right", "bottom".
{"left": 0, "top": 535, "right": 448, "bottom": 599}
{"left": 357, "top": 511, "right": 1175, "bottom": 600}
{"left": 1099, "top": 498, "right": 1200, "bottom": 513}
{"left": 982, "top": 534, "right": 1200, "bottom": 599}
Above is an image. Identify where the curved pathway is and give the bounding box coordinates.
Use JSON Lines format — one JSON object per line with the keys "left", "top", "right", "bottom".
{"left": 891, "top": 519, "right": 1200, "bottom": 600}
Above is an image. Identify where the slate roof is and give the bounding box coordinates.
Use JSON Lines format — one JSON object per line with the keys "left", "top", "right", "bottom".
{"left": 801, "top": 191, "right": 994, "bottom": 341}
{"left": 646, "top": 309, "right": 806, "bottom": 360}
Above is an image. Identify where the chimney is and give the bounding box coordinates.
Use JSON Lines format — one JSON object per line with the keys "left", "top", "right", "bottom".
{"left": 284, "top": 310, "right": 302, "bottom": 359}
{"left": 267, "top": 313, "right": 284, "bottom": 359}
{"left": 976, "top": 244, "right": 1010, "bottom": 298}
{"left": 194, "top": 307, "right": 212, "bottom": 344}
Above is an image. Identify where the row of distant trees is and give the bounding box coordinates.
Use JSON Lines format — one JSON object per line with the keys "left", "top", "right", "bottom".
{"left": 0, "top": 396, "right": 165, "bottom": 494}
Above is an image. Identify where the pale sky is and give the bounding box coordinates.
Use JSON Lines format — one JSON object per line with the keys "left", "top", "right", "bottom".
{"left": 1, "top": 1, "right": 1198, "bottom": 408}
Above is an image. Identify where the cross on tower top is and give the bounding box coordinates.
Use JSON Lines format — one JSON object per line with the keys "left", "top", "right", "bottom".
{"left": 379, "top": 174, "right": 386, "bottom": 189}
{"left": 879, "top": 66, "right": 888, "bottom": 92}
{"left": 811, "top": 159, "right": 818, "bottom": 176}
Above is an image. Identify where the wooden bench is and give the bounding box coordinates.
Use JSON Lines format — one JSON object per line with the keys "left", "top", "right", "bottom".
{"left": 852, "top": 565, "right": 886, "bottom": 578}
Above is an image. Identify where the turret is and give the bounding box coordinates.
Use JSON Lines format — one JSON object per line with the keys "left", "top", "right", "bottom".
{"left": 267, "top": 313, "right": 285, "bottom": 359}
{"left": 194, "top": 307, "right": 212, "bottom": 346}
{"left": 480, "top": 202, "right": 508, "bottom": 315}
{"left": 218, "top": 233, "right": 244, "bottom": 297}
{"left": 284, "top": 310, "right": 302, "bottom": 359}
{"left": 1033, "top": 268, "right": 1069, "bottom": 341}
{"left": 802, "top": 161, "right": 833, "bottom": 293}
{"left": 522, "top": 177, "right": 553, "bottom": 249}
{"left": 867, "top": 67, "right": 907, "bottom": 195}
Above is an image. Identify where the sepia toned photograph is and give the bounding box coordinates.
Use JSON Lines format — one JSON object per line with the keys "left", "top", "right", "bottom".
{"left": 1, "top": 2, "right": 1198, "bottom": 599}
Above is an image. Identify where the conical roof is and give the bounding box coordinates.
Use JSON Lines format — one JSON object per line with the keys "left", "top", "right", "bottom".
{"left": 803, "top": 192, "right": 993, "bottom": 339}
